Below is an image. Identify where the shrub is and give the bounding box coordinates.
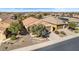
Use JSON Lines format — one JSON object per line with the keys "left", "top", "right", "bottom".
{"left": 7, "top": 22, "right": 22, "bottom": 35}
{"left": 5, "top": 47, "right": 8, "bottom": 50}
{"left": 68, "top": 22, "right": 77, "bottom": 29}
{"left": 11, "top": 35, "right": 16, "bottom": 40}
{"left": 74, "top": 30, "right": 79, "bottom": 33}
{"left": 60, "top": 31, "right": 66, "bottom": 35}
{"left": 28, "top": 24, "right": 49, "bottom": 38}
{"left": 55, "top": 31, "right": 59, "bottom": 34}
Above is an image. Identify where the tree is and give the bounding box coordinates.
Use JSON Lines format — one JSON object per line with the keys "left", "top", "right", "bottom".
{"left": 7, "top": 22, "right": 22, "bottom": 35}
{"left": 43, "top": 13, "right": 50, "bottom": 16}
{"left": 12, "top": 13, "right": 26, "bottom": 21}
{"left": 5, "top": 22, "right": 23, "bottom": 40}
{"left": 35, "top": 14, "right": 43, "bottom": 19}
{"left": 28, "top": 24, "right": 49, "bottom": 38}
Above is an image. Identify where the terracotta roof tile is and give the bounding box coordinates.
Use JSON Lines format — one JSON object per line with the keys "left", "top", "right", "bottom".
{"left": 22, "top": 17, "right": 39, "bottom": 27}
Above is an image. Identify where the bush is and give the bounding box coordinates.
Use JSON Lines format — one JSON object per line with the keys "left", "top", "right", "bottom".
{"left": 68, "top": 22, "right": 77, "bottom": 29}
{"left": 28, "top": 24, "right": 49, "bottom": 38}
{"left": 55, "top": 31, "right": 59, "bottom": 34}
{"left": 7, "top": 22, "right": 22, "bottom": 35}
{"left": 60, "top": 31, "right": 66, "bottom": 35}
{"left": 35, "top": 14, "right": 43, "bottom": 19}
{"left": 5, "top": 47, "right": 8, "bottom": 50}
{"left": 74, "top": 30, "right": 79, "bottom": 33}
{"left": 11, "top": 35, "right": 16, "bottom": 40}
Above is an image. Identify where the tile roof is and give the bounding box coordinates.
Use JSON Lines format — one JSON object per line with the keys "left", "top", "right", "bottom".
{"left": 22, "top": 17, "right": 39, "bottom": 27}
{"left": 22, "top": 16, "right": 65, "bottom": 28}
{"left": 42, "top": 16, "right": 65, "bottom": 25}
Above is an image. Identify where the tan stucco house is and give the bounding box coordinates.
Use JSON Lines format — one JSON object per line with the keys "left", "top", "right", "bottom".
{"left": 0, "top": 22, "right": 10, "bottom": 41}
{"left": 41, "top": 16, "right": 68, "bottom": 31}
{"left": 22, "top": 16, "right": 67, "bottom": 32}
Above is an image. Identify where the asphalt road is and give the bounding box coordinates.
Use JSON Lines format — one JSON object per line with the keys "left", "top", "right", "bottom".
{"left": 35, "top": 37, "right": 79, "bottom": 51}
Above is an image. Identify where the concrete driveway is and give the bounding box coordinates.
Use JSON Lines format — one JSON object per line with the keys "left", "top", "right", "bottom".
{"left": 48, "top": 32, "right": 61, "bottom": 40}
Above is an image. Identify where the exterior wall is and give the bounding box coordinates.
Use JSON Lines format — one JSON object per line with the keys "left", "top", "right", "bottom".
{"left": 0, "top": 33, "right": 6, "bottom": 41}
{"left": 57, "top": 25, "right": 64, "bottom": 29}
{"left": 23, "top": 20, "right": 66, "bottom": 32}
{"left": 51, "top": 24, "right": 67, "bottom": 31}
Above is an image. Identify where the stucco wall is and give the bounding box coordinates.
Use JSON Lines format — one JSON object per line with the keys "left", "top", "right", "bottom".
{"left": 0, "top": 33, "right": 6, "bottom": 41}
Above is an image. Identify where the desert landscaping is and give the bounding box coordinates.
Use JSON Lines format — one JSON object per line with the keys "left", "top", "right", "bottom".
{"left": 0, "top": 12, "right": 79, "bottom": 51}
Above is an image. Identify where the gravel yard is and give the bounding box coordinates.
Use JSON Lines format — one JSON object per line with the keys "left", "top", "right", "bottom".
{"left": 0, "top": 35, "right": 48, "bottom": 51}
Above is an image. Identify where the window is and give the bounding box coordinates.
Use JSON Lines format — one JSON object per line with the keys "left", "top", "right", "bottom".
{"left": 57, "top": 25, "right": 63, "bottom": 29}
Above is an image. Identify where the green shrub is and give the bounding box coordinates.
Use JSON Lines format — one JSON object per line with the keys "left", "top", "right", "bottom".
{"left": 68, "top": 22, "right": 77, "bottom": 29}
{"left": 28, "top": 24, "right": 49, "bottom": 38}
{"left": 11, "top": 35, "right": 16, "bottom": 40}
{"left": 60, "top": 31, "right": 66, "bottom": 35}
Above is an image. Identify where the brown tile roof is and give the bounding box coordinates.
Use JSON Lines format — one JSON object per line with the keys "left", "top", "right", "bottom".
{"left": 22, "top": 17, "right": 39, "bottom": 27}
{"left": 33, "top": 20, "right": 52, "bottom": 26}
{"left": 42, "top": 16, "right": 65, "bottom": 25}
{"left": 22, "top": 16, "right": 65, "bottom": 28}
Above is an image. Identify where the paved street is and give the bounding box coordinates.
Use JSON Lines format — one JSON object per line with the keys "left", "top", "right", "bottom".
{"left": 35, "top": 37, "right": 79, "bottom": 51}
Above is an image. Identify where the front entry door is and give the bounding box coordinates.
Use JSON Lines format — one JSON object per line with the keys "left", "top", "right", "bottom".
{"left": 52, "top": 27, "right": 55, "bottom": 31}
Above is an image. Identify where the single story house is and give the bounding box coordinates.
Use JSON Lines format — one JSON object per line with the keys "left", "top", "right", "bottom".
{"left": 72, "top": 14, "right": 79, "bottom": 18}
{"left": 22, "top": 16, "right": 68, "bottom": 32}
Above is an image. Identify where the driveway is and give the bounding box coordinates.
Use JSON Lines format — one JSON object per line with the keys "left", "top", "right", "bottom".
{"left": 48, "top": 32, "right": 61, "bottom": 40}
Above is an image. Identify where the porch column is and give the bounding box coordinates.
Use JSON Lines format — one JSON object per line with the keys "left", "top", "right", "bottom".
{"left": 51, "top": 26, "right": 53, "bottom": 32}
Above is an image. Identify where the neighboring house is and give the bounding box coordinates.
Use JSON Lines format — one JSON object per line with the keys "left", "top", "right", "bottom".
{"left": 22, "top": 16, "right": 67, "bottom": 32}
{"left": 72, "top": 14, "right": 79, "bottom": 18}
{"left": 0, "top": 22, "right": 10, "bottom": 41}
